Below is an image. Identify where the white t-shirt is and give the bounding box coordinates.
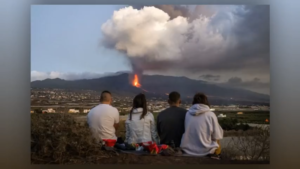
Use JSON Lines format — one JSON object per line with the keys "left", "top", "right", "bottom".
{"left": 180, "top": 104, "right": 223, "bottom": 156}
{"left": 87, "top": 104, "right": 119, "bottom": 141}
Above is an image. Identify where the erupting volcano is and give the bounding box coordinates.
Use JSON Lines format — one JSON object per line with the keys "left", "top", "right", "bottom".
{"left": 132, "top": 74, "right": 141, "bottom": 88}
{"left": 130, "top": 74, "right": 150, "bottom": 93}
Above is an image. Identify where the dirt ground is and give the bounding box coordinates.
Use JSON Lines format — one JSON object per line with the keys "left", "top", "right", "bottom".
{"left": 95, "top": 154, "right": 269, "bottom": 164}
{"left": 32, "top": 152, "right": 269, "bottom": 164}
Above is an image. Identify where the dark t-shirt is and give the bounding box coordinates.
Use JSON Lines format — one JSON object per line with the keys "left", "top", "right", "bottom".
{"left": 157, "top": 106, "right": 187, "bottom": 147}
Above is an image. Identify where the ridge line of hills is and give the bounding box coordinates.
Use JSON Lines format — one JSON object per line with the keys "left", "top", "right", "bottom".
{"left": 31, "top": 73, "right": 269, "bottom": 105}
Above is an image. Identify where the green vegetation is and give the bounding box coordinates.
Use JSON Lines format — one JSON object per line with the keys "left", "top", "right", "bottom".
{"left": 218, "top": 118, "right": 251, "bottom": 131}
{"left": 215, "top": 111, "right": 270, "bottom": 124}
{"left": 34, "top": 109, "right": 43, "bottom": 114}
{"left": 153, "top": 112, "right": 159, "bottom": 121}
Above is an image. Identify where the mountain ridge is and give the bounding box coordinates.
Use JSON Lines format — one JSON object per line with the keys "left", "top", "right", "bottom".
{"left": 31, "top": 73, "right": 269, "bottom": 105}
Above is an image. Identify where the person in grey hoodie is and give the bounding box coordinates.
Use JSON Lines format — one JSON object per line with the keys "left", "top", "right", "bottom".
{"left": 180, "top": 93, "right": 223, "bottom": 158}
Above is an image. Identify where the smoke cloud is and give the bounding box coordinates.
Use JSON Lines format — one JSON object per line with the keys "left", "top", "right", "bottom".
{"left": 199, "top": 74, "right": 221, "bottom": 81}
{"left": 101, "top": 5, "right": 269, "bottom": 78}
{"left": 151, "top": 5, "right": 190, "bottom": 19}
{"left": 131, "top": 5, "right": 220, "bottom": 20}
{"left": 225, "top": 77, "right": 270, "bottom": 94}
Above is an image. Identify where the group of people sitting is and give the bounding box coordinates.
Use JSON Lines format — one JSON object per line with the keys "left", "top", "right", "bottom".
{"left": 87, "top": 90, "right": 224, "bottom": 159}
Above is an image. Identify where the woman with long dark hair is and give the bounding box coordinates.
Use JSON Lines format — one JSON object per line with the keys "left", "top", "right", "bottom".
{"left": 124, "top": 93, "right": 159, "bottom": 146}
{"left": 180, "top": 93, "right": 223, "bottom": 159}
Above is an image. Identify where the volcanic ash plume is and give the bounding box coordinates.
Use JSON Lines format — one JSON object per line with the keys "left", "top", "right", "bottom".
{"left": 101, "top": 6, "right": 229, "bottom": 71}
{"left": 101, "top": 5, "right": 270, "bottom": 84}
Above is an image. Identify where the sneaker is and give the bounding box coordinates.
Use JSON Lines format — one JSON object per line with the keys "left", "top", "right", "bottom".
{"left": 124, "top": 143, "right": 137, "bottom": 150}
{"left": 116, "top": 137, "right": 124, "bottom": 144}
{"left": 114, "top": 143, "right": 126, "bottom": 150}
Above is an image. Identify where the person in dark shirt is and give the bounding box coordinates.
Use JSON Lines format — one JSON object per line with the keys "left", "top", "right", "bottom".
{"left": 157, "top": 91, "right": 187, "bottom": 148}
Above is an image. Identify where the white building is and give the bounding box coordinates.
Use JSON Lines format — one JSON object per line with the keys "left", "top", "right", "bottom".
{"left": 83, "top": 109, "right": 90, "bottom": 113}
{"left": 153, "top": 109, "right": 165, "bottom": 113}
{"left": 68, "top": 109, "right": 80, "bottom": 113}
{"left": 218, "top": 114, "right": 226, "bottom": 118}
{"left": 47, "top": 108, "right": 55, "bottom": 113}
{"left": 251, "top": 106, "right": 259, "bottom": 110}
{"left": 42, "top": 108, "right": 56, "bottom": 113}
{"left": 228, "top": 105, "right": 237, "bottom": 108}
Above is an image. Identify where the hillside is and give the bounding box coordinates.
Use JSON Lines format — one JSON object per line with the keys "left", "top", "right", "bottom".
{"left": 31, "top": 73, "right": 269, "bottom": 105}
{"left": 31, "top": 113, "right": 270, "bottom": 164}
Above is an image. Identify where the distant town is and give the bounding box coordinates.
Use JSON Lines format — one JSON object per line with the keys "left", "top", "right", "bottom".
{"left": 31, "top": 88, "right": 270, "bottom": 115}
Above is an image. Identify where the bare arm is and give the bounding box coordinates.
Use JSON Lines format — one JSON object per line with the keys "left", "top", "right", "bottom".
{"left": 114, "top": 109, "right": 120, "bottom": 136}
{"left": 114, "top": 123, "right": 119, "bottom": 130}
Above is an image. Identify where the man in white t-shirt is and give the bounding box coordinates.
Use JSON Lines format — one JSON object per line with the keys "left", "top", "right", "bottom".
{"left": 87, "top": 90, "right": 120, "bottom": 146}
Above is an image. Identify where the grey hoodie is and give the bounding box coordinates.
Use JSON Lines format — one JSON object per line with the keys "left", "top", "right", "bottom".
{"left": 180, "top": 104, "right": 224, "bottom": 156}
{"left": 188, "top": 104, "right": 211, "bottom": 116}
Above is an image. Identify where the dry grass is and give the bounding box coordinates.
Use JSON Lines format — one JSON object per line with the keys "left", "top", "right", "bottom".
{"left": 31, "top": 114, "right": 269, "bottom": 164}
{"left": 221, "top": 126, "right": 270, "bottom": 161}
{"left": 31, "top": 113, "right": 110, "bottom": 164}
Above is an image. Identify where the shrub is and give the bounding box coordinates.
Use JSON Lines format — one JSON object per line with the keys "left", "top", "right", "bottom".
{"left": 238, "top": 123, "right": 251, "bottom": 131}
{"left": 34, "top": 109, "right": 42, "bottom": 114}
{"left": 219, "top": 118, "right": 238, "bottom": 130}
{"left": 31, "top": 114, "right": 112, "bottom": 164}
{"left": 219, "top": 118, "right": 251, "bottom": 131}
{"left": 222, "top": 127, "right": 270, "bottom": 161}
{"left": 119, "top": 112, "right": 127, "bottom": 116}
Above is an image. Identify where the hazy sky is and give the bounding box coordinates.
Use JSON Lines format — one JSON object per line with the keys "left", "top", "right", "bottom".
{"left": 31, "top": 5, "right": 270, "bottom": 94}
{"left": 31, "top": 5, "right": 131, "bottom": 73}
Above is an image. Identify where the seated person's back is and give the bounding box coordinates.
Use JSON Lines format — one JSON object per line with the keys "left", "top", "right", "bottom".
{"left": 157, "top": 91, "right": 187, "bottom": 147}
{"left": 125, "top": 93, "right": 159, "bottom": 144}
{"left": 87, "top": 91, "right": 119, "bottom": 142}
{"left": 180, "top": 93, "right": 223, "bottom": 156}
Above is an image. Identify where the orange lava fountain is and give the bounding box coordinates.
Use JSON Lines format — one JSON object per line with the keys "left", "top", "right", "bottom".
{"left": 132, "top": 74, "right": 141, "bottom": 88}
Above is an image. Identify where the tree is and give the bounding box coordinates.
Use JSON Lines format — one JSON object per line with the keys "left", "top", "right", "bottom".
{"left": 34, "top": 109, "right": 42, "bottom": 114}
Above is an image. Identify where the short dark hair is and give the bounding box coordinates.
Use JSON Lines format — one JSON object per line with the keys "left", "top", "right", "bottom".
{"left": 192, "top": 93, "right": 210, "bottom": 107}
{"left": 100, "top": 90, "right": 111, "bottom": 102}
{"left": 169, "top": 91, "right": 181, "bottom": 104}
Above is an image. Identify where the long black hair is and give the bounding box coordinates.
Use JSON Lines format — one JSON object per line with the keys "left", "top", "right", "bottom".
{"left": 192, "top": 93, "right": 210, "bottom": 107}
{"left": 129, "top": 93, "right": 148, "bottom": 120}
